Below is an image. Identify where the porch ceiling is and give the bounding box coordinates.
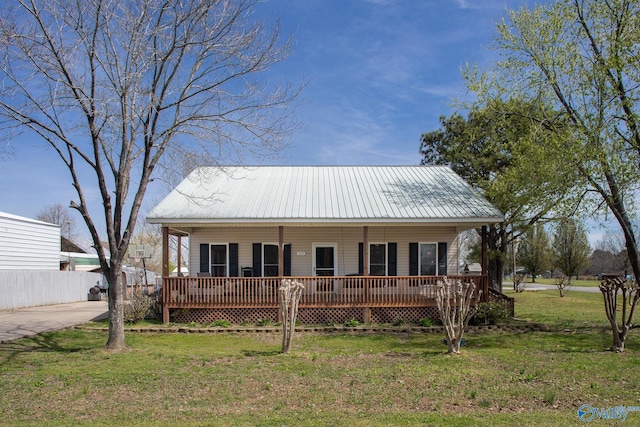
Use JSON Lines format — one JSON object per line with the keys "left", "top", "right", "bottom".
{"left": 160, "top": 220, "right": 494, "bottom": 235}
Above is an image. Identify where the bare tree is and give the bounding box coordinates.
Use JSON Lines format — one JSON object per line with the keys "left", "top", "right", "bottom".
{"left": 600, "top": 276, "right": 640, "bottom": 353}
{"left": 128, "top": 221, "right": 162, "bottom": 273}
{"left": 0, "top": 0, "right": 300, "bottom": 350}
{"left": 435, "top": 278, "right": 480, "bottom": 354}
{"left": 279, "top": 279, "right": 304, "bottom": 353}
{"left": 555, "top": 277, "right": 570, "bottom": 298}
{"left": 600, "top": 234, "right": 632, "bottom": 279}
{"left": 36, "top": 203, "right": 77, "bottom": 240}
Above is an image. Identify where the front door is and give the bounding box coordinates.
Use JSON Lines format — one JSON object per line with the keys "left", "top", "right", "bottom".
{"left": 312, "top": 243, "right": 337, "bottom": 292}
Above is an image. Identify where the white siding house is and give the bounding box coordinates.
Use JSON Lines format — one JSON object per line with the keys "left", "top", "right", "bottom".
{"left": 0, "top": 211, "right": 60, "bottom": 270}
{"left": 147, "top": 166, "right": 505, "bottom": 324}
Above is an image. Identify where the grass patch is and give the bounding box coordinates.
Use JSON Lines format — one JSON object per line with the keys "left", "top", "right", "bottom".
{"left": 1, "top": 325, "right": 640, "bottom": 425}
{"left": 1, "top": 288, "right": 638, "bottom": 425}
{"left": 505, "top": 289, "right": 608, "bottom": 329}
{"left": 520, "top": 277, "right": 601, "bottom": 288}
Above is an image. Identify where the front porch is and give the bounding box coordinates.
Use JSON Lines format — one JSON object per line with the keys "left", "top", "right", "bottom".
{"left": 161, "top": 274, "right": 490, "bottom": 324}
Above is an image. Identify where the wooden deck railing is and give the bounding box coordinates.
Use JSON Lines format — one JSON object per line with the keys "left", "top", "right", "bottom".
{"left": 162, "top": 275, "right": 488, "bottom": 310}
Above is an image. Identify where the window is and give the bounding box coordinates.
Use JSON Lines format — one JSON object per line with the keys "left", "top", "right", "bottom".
{"left": 369, "top": 243, "right": 387, "bottom": 276}
{"left": 419, "top": 243, "right": 437, "bottom": 275}
{"left": 359, "top": 242, "right": 397, "bottom": 276}
{"left": 263, "top": 244, "right": 279, "bottom": 277}
{"left": 410, "top": 242, "right": 447, "bottom": 276}
{"left": 210, "top": 244, "right": 228, "bottom": 277}
{"left": 252, "top": 243, "right": 291, "bottom": 277}
{"left": 314, "top": 244, "right": 337, "bottom": 276}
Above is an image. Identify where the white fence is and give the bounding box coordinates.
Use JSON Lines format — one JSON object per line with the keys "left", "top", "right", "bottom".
{"left": 0, "top": 270, "right": 104, "bottom": 310}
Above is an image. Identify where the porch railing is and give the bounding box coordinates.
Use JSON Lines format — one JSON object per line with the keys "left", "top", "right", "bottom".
{"left": 162, "top": 275, "right": 488, "bottom": 310}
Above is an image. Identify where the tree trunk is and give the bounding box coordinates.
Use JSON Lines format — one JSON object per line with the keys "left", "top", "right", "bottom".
{"left": 448, "top": 339, "right": 461, "bottom": 354}
{"left": 611, "top": 331, "right": 625, "bottom": 353}
{"left": 105, "top": 263, "right": 126, "bottom": 351}
{"left": 486, "top": 224, "right": 507, "bottom": 292}
{"left": 279, "top": 279, "right": 304, "bottom": 354}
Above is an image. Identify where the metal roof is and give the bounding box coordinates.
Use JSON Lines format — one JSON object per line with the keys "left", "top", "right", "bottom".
{"left": 146, "top": 166, "right": 504, "bottom": 225}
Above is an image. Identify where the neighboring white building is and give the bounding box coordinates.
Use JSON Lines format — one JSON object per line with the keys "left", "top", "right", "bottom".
{"left": 0, "top": 211, "right": 60, "bottom": 270}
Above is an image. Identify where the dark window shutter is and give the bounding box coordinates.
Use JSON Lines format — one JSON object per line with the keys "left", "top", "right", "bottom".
{"left": 199, "top": 244, "right": 209, "bottom": 273}
{"left": 252, "top": 243, "right": 262, "bottom": 277}
{"left": 284, "top": 244, "right": 291, "bottom": 276}
{"left": 409, "top": 243, "right": 418, "bottom": 276}
{"left": 438, "top": 242, "right": 448, "bottom": 275}
{"left": 388, "top": 243, "right": 397, "bottom": 276}
{"left": 358, "top": 242, "right": 364, "bottom": 275}
{"left": 229, "top": 243, "right": 239, "bottom": 277}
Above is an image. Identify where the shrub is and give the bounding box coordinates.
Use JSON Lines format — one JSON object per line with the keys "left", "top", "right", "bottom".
{"left": 256, "top": 318, "right": 273, "bottom": 327}
{"left": 123, "top": 291, "right": 154, "bottom": 323}
{"left": 417, "top": 318, "right": 433, "bottom": 327}
{"left": 475, "top": 302, "right": 509, "bottom": 325}
{"left": 392, "top": 318, "right": 406, "bottom": 326}
{"left": 344, "top": 318, "right": 360, "bottom": 327}
{"left": 209, "top": 319, "right": 230, "bottom": 328}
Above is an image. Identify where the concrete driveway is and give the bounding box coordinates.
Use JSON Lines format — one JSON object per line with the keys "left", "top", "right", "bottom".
{"left": 0, "top": 300, "right": 108, "bottom": 343}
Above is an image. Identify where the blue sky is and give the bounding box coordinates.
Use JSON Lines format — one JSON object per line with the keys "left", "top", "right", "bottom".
{"left": 0, "top": 0, "right": 614, "bottom": 242}
{"left": 269, "top": 0, "right": 525, "bottom": 166}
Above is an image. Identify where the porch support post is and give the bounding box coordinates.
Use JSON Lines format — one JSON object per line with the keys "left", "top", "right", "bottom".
{"left": 162, "top": 226, "right": 170, "bottom": 324}
{"left": 363, "top": 226, "right": 369, "bottom": 277}
{"left": 278, "top": 226, "right": 284, "bottom": 278}
{"left": 176, "top": 235, "right": 182, "bottom": 276}
{"left": 277, "top": 225, "right": 284, "bottom": 323}
{"left": 481, "top": 225, "right": 489, "bottom": 302}
{"left": 363, "top": 226, "right": 371, "bottom": 323}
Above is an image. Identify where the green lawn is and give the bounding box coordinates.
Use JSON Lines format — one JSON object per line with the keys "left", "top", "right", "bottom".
{"left": 517, "top": 277, "right": 602, "bottom": 287}
{"left": 505, "top": 289, "right": 608, "bottom": 329}
{"left": 1, "top": 290, "right": 639, "bottom": 426}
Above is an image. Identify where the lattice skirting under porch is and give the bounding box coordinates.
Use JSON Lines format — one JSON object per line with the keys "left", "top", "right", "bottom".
{"left": 170, "top": 306, "right": 440, "bottom": 325}
{"left": 370, "top": 307, "right": 439, "bottom": 323}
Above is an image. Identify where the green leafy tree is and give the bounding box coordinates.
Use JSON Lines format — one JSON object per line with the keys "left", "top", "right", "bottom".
{"left": 517, "top": 225, "right": 552, "bottom": 283}
{"left": 466, "top": 0, "right": 640, "bottom": 294}
{"left": 552, "top": 218, "right": 591, "bottom": 282}
{"left": 0, "top": 0, "right": 300, "bottom": 350}
{"left": 421, "top": 99, "right": 570, "bottom": 290}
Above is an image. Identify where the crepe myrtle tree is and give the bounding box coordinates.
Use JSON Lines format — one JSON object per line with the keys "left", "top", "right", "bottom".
{"left": 435, "top": 278, "right": 480, "bottom": 355}
{"left": 0, "top": 0, "right": 301, "bottom": 350}
{"left": 599, "top": 276, "right": 640, "bottom": 353}
{"left": 278, "top": 279, "right": 304, "bottom": 353}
